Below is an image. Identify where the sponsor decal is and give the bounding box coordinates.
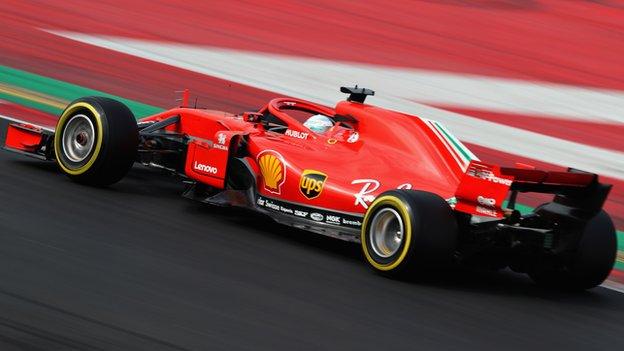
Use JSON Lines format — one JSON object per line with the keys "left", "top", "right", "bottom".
{"left": 280, "top": 206, "right": 293, "bottom": 214}
{"left": 325, "top": 215, "right": 341, "bottom": 224}
{"left": 255, "top": 195, "right": 363, "bottom": 229}
{"left": 285, "top": 129, "right": 309, "bottom": 140}
{"left": 257, "top": 150, "right": 286, "bottom": 194}
{"left": 310, "top": 212, "right": 324, "bottom": 221}
{"left": 476, "top": 206, "right": 498, "bottom": 217}
{"left": 213, "top": 132, "right": 229, "bottom": 151}
{"left": 467, "top": 166, "right": 513, "bottom": 186}
{"left": 487, "top": 175, "right": 512, "bottom": 186}
{"left": 352, "top": 179, "right": 380, "bottom": 209}
{"left": 193, "top": 161, "right": 218, "bottom": 175}
{"left": 352, "top": 179, "right": 416, "bottom": 209}
{"left": 347, "top": 132, "right": 359, "bottom": 143}
{"left": 294, "top": 210, "right": 308, "bottom": 218}
{"left": 299, "top": 170, "right": 327, "bottom": 200}
{"left": 466, "top": 167, "right": 488, "bottom": 179}
{"left": 477, "top": 195, "right": 496, "bottom": 207}
{"left": 257, "top": 197, "right": 294, "bottom": 214}
{"left": 264, "top": 199, "right": 280, "bottom": 211}
{"left": 342, "top": 218, "right": 362, "bottom": 227}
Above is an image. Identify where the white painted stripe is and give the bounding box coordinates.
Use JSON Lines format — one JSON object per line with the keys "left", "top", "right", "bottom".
{"left": 601, "top": 280, "right": 624, "bottom": 294}
{"left": 46, "top": 31, "right": 624, "bottom": 180}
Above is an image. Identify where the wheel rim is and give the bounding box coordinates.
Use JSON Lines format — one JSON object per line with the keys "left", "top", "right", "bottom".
{"left": 369, "top": 207, "right": 404, "bottom": 258}
{"left": 62, "top": 114, "right": 95, "bottom": 163}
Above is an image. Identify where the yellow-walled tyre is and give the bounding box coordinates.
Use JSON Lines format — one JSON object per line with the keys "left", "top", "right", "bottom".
{"left": 54, "top": 97, "right": 138, "bottom": 186}
{"left": 361, "top": 190, "right": 458, "bottom": 276}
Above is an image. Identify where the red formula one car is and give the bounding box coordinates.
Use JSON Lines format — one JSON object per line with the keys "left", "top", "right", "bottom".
{"left": 2, "top": 87, "right": 617, "bottom": 290}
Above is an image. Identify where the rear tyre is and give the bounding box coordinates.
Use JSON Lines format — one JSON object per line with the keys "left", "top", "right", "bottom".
{"left": 529, "top": 210, "right": 617, "bottom": 290}
{"left": 361, "top": 190, "right": 458, "bottom": 276}
{"left": 54, "top": 97, "right": 138, "bottom": 186}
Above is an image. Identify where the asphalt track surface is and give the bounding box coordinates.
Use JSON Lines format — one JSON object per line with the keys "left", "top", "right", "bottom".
{"left": 1, "top": 141, "right": 624, "bottom": 350}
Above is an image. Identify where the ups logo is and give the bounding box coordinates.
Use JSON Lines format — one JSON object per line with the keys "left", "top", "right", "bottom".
{"left": 299, "top": 170, "right": 327, "bottom": 200}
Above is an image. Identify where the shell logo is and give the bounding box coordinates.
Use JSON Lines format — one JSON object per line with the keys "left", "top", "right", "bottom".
{"left": 257, "top": 150, "right": 286, "bottom": 194}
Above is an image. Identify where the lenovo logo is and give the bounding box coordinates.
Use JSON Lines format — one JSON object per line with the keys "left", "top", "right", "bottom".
{"left": 193, "top": 161, "right": 218, "bottom": 175}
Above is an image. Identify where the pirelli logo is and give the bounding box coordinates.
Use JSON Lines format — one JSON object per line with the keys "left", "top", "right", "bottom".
{"left": 299, "top": 170, "right": 327, "bottom": 200}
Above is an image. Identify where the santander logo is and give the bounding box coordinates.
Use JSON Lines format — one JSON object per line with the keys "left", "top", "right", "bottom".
{"left": 193, "top": 161, "right": 218, "bottom": 175}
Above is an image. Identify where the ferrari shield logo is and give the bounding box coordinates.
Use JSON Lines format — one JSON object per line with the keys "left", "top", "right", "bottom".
{"left": 258, "top": 150, "right": 286, "bottom": 194}
{"left": 299, "top": 170, "right": 327, "bottom": 200}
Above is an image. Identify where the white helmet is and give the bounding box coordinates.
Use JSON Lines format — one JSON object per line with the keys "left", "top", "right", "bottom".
{"left": 303, "top": 114, "right": 333, "bottom": 133}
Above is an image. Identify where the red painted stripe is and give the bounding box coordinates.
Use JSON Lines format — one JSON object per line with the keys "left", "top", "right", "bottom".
{"left": 610, "top": 269, "right": 624, "bottom": 285}
{"left": 434, "top": 106, "right": 624, "bottom": 152}
{"left": 0, "top": 101, "right": 57, "bottom": 128}
{"left": 0, "top": 17, "right": 278, "bottom": 113}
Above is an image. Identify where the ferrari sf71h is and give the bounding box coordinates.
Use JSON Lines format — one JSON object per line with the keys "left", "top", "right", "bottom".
{"left": 2, "top": 86, "right": 616, "bottom": 290}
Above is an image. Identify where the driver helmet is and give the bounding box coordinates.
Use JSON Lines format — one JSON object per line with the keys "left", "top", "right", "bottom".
{"left": 303, "top": 114, "right": 334, "bottom": 133}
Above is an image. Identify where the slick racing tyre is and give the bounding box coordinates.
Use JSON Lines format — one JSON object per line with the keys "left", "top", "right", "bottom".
{"left": 361, "top": 190, "right": 458, "bottom": 276}
{"left": 54, "top": 97, "right": 138, "bottom": 186}
{"left": 529, "top": 210, "right": 617, "bottom": 291}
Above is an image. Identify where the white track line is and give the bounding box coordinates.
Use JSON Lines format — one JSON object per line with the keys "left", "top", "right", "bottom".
{"left": 602, "top": 280, "right": 624, "bottom": 294}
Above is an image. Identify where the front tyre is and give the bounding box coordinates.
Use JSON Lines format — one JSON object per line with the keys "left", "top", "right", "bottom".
{"left": 529, "top": 210, "right": 617, "bottom": 290}
{"left": 54, "top": 97, "right": 138, "bottom": 186}
{"left": 361, "top": 190, "right": 458, "bottom": 276}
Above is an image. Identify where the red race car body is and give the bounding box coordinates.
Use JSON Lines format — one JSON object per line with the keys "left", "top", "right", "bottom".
{"left": 1, "top": 87, "right": 616, "bottom": 289}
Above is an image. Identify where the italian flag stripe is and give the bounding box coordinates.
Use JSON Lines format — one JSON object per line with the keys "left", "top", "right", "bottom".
{"left": 434, "top": 121, "right": 479, "bottom": 162}
{"left": 425, "top": 119, "right": 478, "bottom": 171}
{"left": 426, "top": 120, "right": 466, "bottom": 171}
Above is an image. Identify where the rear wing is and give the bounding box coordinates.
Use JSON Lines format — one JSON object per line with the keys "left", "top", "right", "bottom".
{"left": 501, "top": 166, "right": 611, "bottom": 219}
{"left": 454, "top": 161, "right": 611, "bottom": 219}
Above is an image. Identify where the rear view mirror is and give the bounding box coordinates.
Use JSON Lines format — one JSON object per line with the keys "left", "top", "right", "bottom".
{"left": 242, "top": 112, "right": 263, "bottom": 123}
